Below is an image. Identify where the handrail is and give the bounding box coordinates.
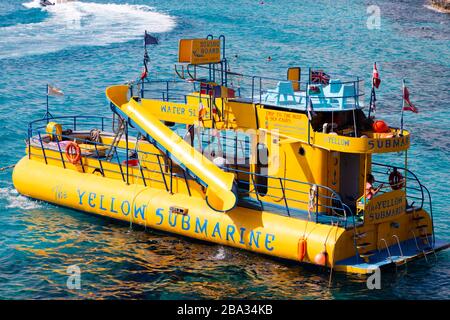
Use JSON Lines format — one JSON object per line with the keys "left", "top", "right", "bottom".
{"left": 130, "top": 73, "right": 364, "bottom": 111}
{"left": 421, "top": 184, "right": 435, "bottom": 247}
{"left": 372, "top": 161, "right": 435, "bottom": 247}
{"left": 372, "top": 162, "right": 425, "bottom": 209}
{"left": 28, "top": 130, "right": 179, "bottom": 191}
{"left": 225, "top": 167, "right": 352, "bottom": 227}
{"left": 28, "top": 115, "right": 354, "bottom": 226}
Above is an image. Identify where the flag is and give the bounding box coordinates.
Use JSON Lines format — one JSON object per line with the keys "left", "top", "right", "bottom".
{"left": 403, "top": 84, "right": 418, "bottom": 113}
{"left": 47, "top": 84, "right": 64, "bottom": 97}
{"left": 310, "top": 70, "right": 330, "bottom": 85}
{"left": 307, "top": 98, "right": 316, "bottom": 121}
{"left": 140, "top": 66, "right": 148, "bottom": 80}
{"left": 368, "top": 86, "right": 377, "bottom": 117}
{"left": 212, "top": 85, "right": 236, "bottom": 99}
{"left": 372, "top": 62, "right": 381, "bottom": 89}
{"left": 213, "top": 85, "right": 222, "bottom": 98}
{"left": 227, "top": 88, "right": 236, "bottom": 99}
{"left": 200, "top": 82, "right": 213, "bottom": 96}
{"left": 144, "top": 32, "right": 158, "bottom": 45}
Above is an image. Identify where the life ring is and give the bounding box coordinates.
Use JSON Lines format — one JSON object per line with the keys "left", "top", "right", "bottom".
{"left": 65, "top": 142, "right": 81, "bottom": 164}
{"left": 389, "top": 170, "right": 404, "bottom": 190}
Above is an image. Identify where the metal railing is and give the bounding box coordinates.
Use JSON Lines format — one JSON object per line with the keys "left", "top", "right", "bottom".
{"left": 28, "top": 116, "right": 195, "bottom": 195}
{"left": 372, "top": 162, "right": 435, "bottom": 246}
{"left": 28, "top": 116, "right": 356, "bottom": 227}
{"left": 248, "top": 75, "right": 365, "bottom": 109}
{"left": 131, "top": 69, "right": 365, "bottom": 113}
{"left": 225, "top": 167, "right": 355, "bottom": 228}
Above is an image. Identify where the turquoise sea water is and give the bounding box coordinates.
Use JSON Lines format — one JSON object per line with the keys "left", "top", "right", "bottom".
{"left": 0, "top": 0, "right": 449, "bottom": 299}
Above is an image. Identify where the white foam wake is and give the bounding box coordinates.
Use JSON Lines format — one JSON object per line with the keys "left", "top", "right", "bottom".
{"left": 0, "top": 187, "right": 42, "bottom": 210}
{"left": 0, "top": 1, "right": 176, "bottom": 59}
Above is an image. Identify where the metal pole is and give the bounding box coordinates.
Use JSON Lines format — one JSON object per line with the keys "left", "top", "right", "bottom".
{"left": 46, "top": 84, "right": 49, "bottom": 122}
{"left": 404, "top": 150, "right": 408, "bottom": 193}
{"left": 368, "top": 86, "right": 374, "bottom": 118}
{"left": 400, "top": 79, "right": 405, "bottom": 136}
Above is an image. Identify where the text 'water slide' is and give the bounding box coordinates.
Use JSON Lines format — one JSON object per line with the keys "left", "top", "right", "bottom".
{"left": 105, "top": 85, "right": 237, "bottom": 212}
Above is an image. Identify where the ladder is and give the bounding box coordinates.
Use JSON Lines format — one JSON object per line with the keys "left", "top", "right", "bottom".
{"left": 106, "top": 117, "right": 126, "bottom": 161}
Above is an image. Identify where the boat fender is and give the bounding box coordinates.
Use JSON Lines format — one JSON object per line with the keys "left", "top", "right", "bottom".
{"left": 314, "top": 251, "right": 327, "bottom": 266}
{"left": 65, "top": 142, "right": 81, "bottom": 164}
{"left": 46, "top": 122, "right": 62, "bottom": 142}
{"left": 298, "top": 238, "right": 307, "bottom": 261}
{"left": 389, "top": 169, "right": 404, "bottom": 190}
{"left": 372, "top": 120, "right": 389, "bottom": 133}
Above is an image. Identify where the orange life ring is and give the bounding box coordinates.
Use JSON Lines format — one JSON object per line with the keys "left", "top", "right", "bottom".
{"left": 298, "top": 238, "right": 307, "bottom": 261}
{"left": 65, "top": 142, "right": 81, "bottom": 164}
{"left": 389, "top": 170, "right": 404, "bottom": 190}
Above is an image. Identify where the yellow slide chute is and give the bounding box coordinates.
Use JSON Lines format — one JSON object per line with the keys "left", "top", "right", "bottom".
{"left": 105, "top": 85, "right": 237, "bottom": 212}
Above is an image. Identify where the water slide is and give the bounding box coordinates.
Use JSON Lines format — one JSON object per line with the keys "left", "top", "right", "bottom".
{"left": 105, "top": 85, "right": 237, "bottom": 212}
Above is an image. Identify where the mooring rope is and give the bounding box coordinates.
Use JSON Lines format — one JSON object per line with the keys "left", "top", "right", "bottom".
{"left": 0, "top": 164, "right": 15, "bottom": 171}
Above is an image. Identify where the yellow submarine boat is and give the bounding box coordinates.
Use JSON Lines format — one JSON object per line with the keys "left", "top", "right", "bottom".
{"left": 13, "top": 35, "right": 449, "bottom": 274}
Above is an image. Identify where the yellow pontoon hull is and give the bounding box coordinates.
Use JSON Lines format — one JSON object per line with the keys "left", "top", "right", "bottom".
{"left": 12, "top": 157, "right": 355, "bottom": 266}
{"left": 13, "top": 157, "right": 448, "bottom": 275}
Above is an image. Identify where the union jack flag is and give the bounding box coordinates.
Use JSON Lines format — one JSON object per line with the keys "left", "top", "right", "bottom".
{"left": 310, "top": 70, "right": 330, "bottom": 85}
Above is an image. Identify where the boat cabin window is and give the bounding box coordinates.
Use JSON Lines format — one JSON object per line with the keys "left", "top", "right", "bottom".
{"left": 310, "top": 109, "right": 372, "bottom": 134}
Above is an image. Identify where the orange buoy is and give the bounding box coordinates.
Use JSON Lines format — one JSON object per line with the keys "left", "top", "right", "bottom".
{"left": 389, "top": 169, "right": 405, "bottom": 190}
{"left": 372, "top": 120, "right": 390, "bottom": 133}
{"left": 65, "top": 142, "right": 81, "bottom": 164}
{"left": 314, "top": 251, "right": 327, "bottom": 266}
{"left": 298, "top": 238, "right": 307, "bottom": 261}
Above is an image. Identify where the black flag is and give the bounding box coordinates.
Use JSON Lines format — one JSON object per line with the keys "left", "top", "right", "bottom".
{"left": 144, "top": 32, "right": 158, "bottom": 45}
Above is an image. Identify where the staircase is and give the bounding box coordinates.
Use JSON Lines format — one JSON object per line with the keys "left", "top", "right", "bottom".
{"left": 408, "top": 207, "right": 436, "bottom": 260}
{"left": 354, "top": 228, "right": 377, "bottom": 263}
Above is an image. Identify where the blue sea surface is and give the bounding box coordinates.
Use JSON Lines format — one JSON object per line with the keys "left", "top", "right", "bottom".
{"left": 0, "top": 0, "right": 449, "bottom": 299}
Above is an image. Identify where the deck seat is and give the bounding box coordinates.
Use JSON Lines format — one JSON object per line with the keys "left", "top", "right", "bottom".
{"left": 326, "top": 79, "right": 344, "bottom": 109}
{"left": 342, "top": 84, "right": 357, "bottom": 109}
{"left": 307, "top": 84, "right": 329, "bottom": 108}
{"left": 265, "top": 81, "right": 297, "bottom": 105}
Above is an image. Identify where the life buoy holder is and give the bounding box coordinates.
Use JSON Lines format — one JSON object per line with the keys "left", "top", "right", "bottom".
{"left": 65, "top": 142, "right": 81, "bottom": 164}
{"left": 46, "top": 122, "right": 62, "bottom": 142}
{"left": 389, "top": 169, "right": 404, "bottom": 190}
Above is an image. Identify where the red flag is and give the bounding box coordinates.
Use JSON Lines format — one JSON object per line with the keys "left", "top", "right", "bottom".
{"left": 403, "top": 85, "right": 418, "bottom": 113}
{"left": 140, "top": 66, "right": 148, "bottom": 80}
{"left": 372, "top": 62, "right": 381, "bottom": 89}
